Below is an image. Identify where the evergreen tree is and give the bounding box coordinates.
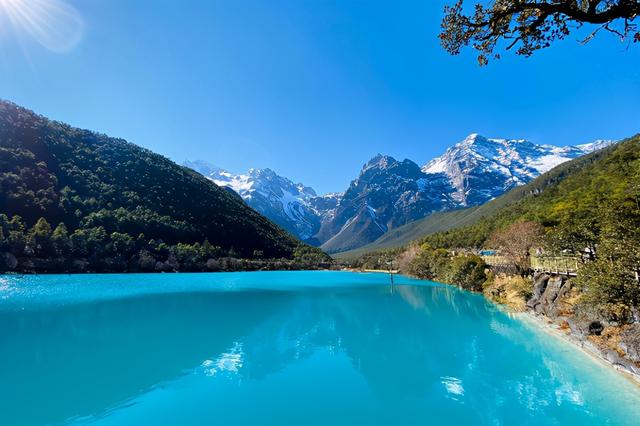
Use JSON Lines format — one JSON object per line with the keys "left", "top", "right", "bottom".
{"left": 29, "top": 218, "right": 53, "bottom": 257}
{"left": 52, "top": 223, "right": 71, "bottom": 256}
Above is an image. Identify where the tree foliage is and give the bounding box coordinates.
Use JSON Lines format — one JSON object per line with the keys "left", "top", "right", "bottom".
{"left": 574, "top": 203, "right": 640, "bottom": 321}
{"left": 441, "top": 0, "right": 640, "bottom": 65}
{"left": 407, "top": 244, "right": 487, "bottom": 291}
{"left": 411, "top": 136, "right": 640, "bottom": 320}
{"left": 0, "top": 101, "right": 331, "bottom": 272}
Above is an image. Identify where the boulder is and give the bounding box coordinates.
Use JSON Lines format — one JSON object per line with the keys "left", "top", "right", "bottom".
{"left": 526, "top": 273, "right": 550, "bottom": 309}
{"left": 541, "top": 276, "right": 572, "bottom": 318}
{"left": 527, "top": 274, "right": 572, "bottom": 318}
{"left": 619, "top": 324, "right": 640, "bottom": 363}
{"left": 567, "top": 318, "right": 590, "bottom": 340}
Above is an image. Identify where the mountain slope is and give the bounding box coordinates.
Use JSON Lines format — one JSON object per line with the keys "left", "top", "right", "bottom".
{"left": 333, "top": 208, "right": 479, "bottom": 259}
{"left": 183, "top": 161, "right": 340, "bottom": 242}
{"left": 320, "top": 136, "right": 609, "bottom": 254}
{"left": 0, "top": 100, "right": 302, "bottom": 267}
{"left": 415, "top": 137, "right": 631, "bottom": 250}
{"left": 187, "top": 134, "right": 611, "bottom": 255}
{"left": 422, "top": 133, "right": 611, "bottom": 206}
{"left": 318, "top": 155, "right": 455, "bottom": 253}
{"left": 335, "top": 142, "right": 619, "bottom": 259}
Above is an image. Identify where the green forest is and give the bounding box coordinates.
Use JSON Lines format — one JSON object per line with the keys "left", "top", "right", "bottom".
{"left": 0, "top": 101, "right": 330, "bottom": 272}
{"left": 354, "top": 135, "right": 640, "bottom": 323}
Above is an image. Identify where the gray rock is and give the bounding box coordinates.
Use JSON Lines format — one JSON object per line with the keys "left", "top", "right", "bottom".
{"left": 567, "top": 318, "right": 590, "bottom": 340}
{"left": 526, "top": 273, "right": 550, "bottom": 309}
{"left": 527, "top": 274, "right": 573, "bottom": 319}
{"left": 604, "top": 349, "right": 621, "bottom": 364}
{"left": 620, "top": 324, "right": 640, "bottom": 363}
{"left": 525, "top": 273, "right": 640, "bottom": 381}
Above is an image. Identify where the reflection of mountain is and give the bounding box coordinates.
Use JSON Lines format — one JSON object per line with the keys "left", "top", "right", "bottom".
{"left": 3, "top": 280, "right": 636, "bottom": 425}
{"left": 0, "top": 291, "right": 292, "bottom": 425}
{"left": 2, "top": 283, "right": 499, "bottom": 423}
{"left": 238, "top": 284, "right": 501, "bottom": 400}
{"left": 232, "top": 284, "right": 603, "bottom": 425}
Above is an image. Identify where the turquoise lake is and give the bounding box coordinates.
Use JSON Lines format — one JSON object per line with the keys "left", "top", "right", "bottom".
{"left": 1, "top": 271, "right": 640, "bottom": 425}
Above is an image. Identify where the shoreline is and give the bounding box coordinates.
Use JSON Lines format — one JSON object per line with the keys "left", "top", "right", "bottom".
{"left": 357, "top": 269, "right": 640, "bottom": 387}
{"left": 5, "top": 267, "right": 639, "bottom": 386}
{"left": 514, "top": 309, "right": 640, "bottom": 386}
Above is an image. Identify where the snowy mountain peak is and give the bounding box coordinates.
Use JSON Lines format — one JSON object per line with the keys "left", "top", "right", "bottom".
{"left": 183, "top": 160, "right": 224, "bottom": 177}
{"left": 185, "top": 134, "right": 613, "bottom": 253}
{"left": 184, "top": 161, "right": 331, "bottom": 241}
{"left": 249, "top": 167, "right": 276, "bottom": 179}
{"left": 422, "top": 135, "right": 613, "bottom": 206}
{"left": 576, "top": 139, "right": 614, "bottom": 152}
{"left": 363, "top": 154, "right": 396, "bottom": 172}
{"left": 359, "top": 154, "right": 424, "bottom": 180}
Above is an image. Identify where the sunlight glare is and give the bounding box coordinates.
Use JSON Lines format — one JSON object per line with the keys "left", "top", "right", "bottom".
{"left": 0, "top": 0, "right": 83, "bottom": 52}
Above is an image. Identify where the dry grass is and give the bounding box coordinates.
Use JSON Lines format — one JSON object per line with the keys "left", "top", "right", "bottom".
{"left": 588, "top": 326, "right": 627, "bottom": 358}
{"left": 483, "top": 273, "right": 531, "bottom": 311}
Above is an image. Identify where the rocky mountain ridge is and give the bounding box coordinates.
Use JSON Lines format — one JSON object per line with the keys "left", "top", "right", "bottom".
{"left": 183, "top": 161, "right": 340, "bottom": 243}
{"left": 187, "top": 134, "right": 612, "bottom": 252}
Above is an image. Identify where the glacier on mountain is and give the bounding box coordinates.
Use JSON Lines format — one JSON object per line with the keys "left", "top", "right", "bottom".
{"left": 185, "top": 134, "right": 612, "bottom": 251}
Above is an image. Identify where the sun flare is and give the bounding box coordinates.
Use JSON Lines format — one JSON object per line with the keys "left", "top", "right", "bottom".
{"left": 0, "top": 0, "right": 83, "bottom": 52}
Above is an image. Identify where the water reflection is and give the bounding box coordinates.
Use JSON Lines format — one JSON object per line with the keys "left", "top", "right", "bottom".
{"left": 0, "top": 291, "right": 289, "bottom": 425}
{"left": 0, "top": 280, "right": 638, "bottom": 425}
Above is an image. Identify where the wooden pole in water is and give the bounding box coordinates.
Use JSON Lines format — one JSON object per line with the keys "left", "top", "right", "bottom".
{"left": 387, "top": 260, "right": 395, "bottom": 294}
{"left": 390, "top": 271, "right": 394, "bottom": 292}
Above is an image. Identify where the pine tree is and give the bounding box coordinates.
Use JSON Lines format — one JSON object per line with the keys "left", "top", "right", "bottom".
{"left": 52, "top": 223, "right": 71, "bottom": 256}
{"left": 29, "top": 218, "right": 53, "bottom": 257}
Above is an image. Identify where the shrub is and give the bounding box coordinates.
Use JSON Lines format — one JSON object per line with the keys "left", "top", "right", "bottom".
{"left": 442, "top": 255, "right": 487, "bottom": 292}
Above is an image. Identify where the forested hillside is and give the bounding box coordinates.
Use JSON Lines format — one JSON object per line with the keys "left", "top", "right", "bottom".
{"left": 337, "top": 143, "right": 617, "bottom": 259}
{"left": 0, "top": 101, "right": 327, "bottom": 272}
{"left": 354, "top": 135, "right": 640, "bottom": 324}
{"left": 418, "top": 136, "right": 636, "bottom": 251}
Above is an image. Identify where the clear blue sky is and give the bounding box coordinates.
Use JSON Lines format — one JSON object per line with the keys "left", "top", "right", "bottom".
{"left": 0, "top": 0, "right": 638, "bottom": 193}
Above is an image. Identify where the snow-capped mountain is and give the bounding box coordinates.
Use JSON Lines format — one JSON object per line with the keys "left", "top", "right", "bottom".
{"left": 183, "top": 161, "right": 337, "bottom": 242}
{"left": 317, "top": 155, "right": 455, "bottom": 253}
{"left": 317, "top": 135, "right": 612, "bottom": 253}
{"left": 421, "top": 134, "right": 612, "bottom": 206}
{"left": 187, "top": 135, "right": 612, "bottom": 253}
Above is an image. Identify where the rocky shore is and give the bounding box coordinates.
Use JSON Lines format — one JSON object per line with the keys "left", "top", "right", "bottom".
{"left": 504, "top": 272, "right": 640, "bottom": 383}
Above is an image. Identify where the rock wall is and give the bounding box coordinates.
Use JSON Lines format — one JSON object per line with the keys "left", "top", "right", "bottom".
{"left": 527, "top": 273, "right": 572, "bottom": 318}
{"left": 524, "top": 272, "right": 640, "bottom": 379}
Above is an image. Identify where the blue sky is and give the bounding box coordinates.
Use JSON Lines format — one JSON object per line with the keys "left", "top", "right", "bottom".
{"left": 0, "top": 0, "right": 638, "bottom": 194}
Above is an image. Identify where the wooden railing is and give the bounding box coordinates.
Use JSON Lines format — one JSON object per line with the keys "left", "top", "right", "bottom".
{"left": 481, "top": 255, "right": 580, "bottom": 276}
{"left": 480, "top": 255, "right": 512, "bottom": 266}
{"left": 530, "top": 256, "right": 579, "bottom": 276}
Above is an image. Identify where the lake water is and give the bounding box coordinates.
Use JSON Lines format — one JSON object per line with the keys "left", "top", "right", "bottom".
{"left": 1, "top": 271, "right": 640, "bottom": 425}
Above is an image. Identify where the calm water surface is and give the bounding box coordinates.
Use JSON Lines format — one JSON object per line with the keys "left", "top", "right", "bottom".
{"left": 1, "top": 271, "right": 639, "bottom": 425}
